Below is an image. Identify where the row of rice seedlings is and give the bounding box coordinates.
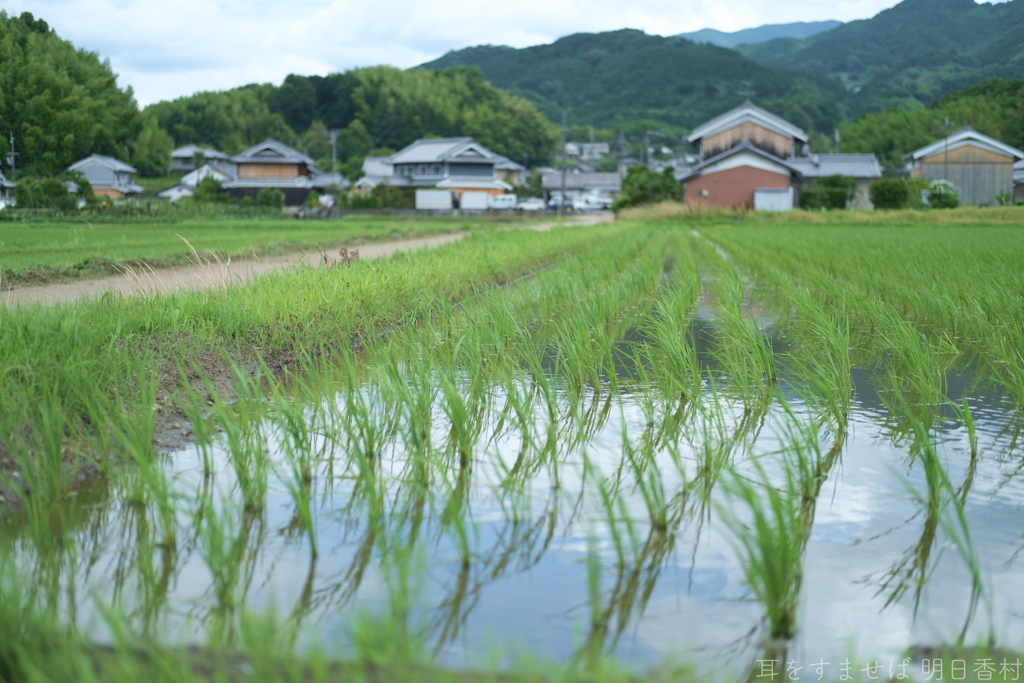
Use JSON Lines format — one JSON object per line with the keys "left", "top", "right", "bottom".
{"left": 689, "top": 233, "right": 776, "bottom": 408}
{"left": 703, "top": 231, "right": 994, "bottom": 646}
{"left": 709, "top": 225, "right": 1024, "bottom": 421}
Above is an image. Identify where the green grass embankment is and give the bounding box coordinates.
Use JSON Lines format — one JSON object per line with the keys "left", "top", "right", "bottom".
{"left": 0, "top": 216, "right": 525, "bottom": 285}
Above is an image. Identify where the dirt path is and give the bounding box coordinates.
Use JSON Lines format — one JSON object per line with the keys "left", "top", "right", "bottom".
{"left": 1, "top": 214, "right": 612, "bottom": 307}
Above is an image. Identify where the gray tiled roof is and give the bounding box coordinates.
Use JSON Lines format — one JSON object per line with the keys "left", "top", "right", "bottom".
{"left": 494, "top": 155, "right": 527, "bottom": 171}
{"left": 788, "top": 154, "right": 882, "bottom": 179}
{"left": 361, "top": 157, "right": 393, "bottom": 178}
{"left": 68, "top": 153, "right": 137, "bottom": 174}
{"left": 230, "top": 139, "right": 314, "bottom": 165}
{"left": 311, "top": 172, "right": 350, "bottom": 190}
{"left": 389, "top": 137, "right": 499, "bottom": 165}
{"left": 171, "top": 144, "right": 229, "bottom": 160}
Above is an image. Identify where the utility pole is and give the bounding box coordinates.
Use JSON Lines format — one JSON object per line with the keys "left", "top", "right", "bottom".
{"left": 834, "top": 129, "right": 840, "bottom": 155}
{"left": 644, "top": 131, "right": 651, "bottom": 167}
{"left": 6, "top": 132, "right": 18, "bottom": 180}
{"left": 558, "top": 110, "right": 569, "bottom": 219}
{"left": 944, "top": 118, "right": 951, "bottom": 181}
{"left": 329, "top": 129, "right": 339, "bottom": 174}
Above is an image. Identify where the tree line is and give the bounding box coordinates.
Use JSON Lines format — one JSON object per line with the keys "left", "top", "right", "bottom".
{"left": 0, "top": 11, "right": 553, "bottom": 184}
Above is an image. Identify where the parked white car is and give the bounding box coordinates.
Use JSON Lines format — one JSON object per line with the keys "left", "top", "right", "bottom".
{"left": 547, "top": 195, "right": 586, "bottom": 212}
{"left": 516, "top": 197, "right": 546, "bottom": 211}
{"left": 489, "top": 194, "right": 518, "bottom": 210}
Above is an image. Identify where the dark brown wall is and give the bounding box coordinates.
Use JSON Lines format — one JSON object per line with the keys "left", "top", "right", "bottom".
{"left": 684, "top": 165, "right": 791, "bottom": 209}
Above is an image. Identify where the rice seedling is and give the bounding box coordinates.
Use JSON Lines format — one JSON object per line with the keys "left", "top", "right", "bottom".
{"left": 717, "top": 457, "right": 808, "bottom": 641}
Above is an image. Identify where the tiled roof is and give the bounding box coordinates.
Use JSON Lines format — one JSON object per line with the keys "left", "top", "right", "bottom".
{"left": 68, "top": 153, "right": 137, "bottom": 174}
{"left": 788, "top": 154, "right": 882, "bottom": 179}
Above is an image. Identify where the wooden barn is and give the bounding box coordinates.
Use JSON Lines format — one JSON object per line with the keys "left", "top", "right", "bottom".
{"left": 904, "top": 127, "right": 1024, "bottom": 206}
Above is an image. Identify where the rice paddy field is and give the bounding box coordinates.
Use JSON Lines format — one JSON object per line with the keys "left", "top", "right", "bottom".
{"left": 1, "top": 216, "right": 1023, "bottom": 682}
{"left": 0, "top": 215, "right": 508, "bottom": 283}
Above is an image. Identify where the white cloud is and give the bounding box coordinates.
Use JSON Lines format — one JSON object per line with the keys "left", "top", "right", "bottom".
{"left": 4, "top": 1, "right": 1002, "bottom": 105}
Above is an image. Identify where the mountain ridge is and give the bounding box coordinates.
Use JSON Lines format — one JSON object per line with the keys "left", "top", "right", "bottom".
{"left": 419, "top": 29, "right": 845, "bottom": 134}
{"left": 678, "top": 21, "right": 842, "bottom": 49}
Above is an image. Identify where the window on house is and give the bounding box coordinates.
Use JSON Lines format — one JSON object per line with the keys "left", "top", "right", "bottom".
{"left": 418, "top": 165, "right": 426, "bottom": 175}
{"left": 431, "top": 165, "right": 440, "bottom": 174}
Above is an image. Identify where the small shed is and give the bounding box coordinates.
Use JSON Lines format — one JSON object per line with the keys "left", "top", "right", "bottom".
{"left": 904, "top": 127, "right": 1024, "bottom": 205}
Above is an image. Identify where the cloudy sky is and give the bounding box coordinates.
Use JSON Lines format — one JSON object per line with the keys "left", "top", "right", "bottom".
{"left": 5, "top": 0, "right": 996, "bottom": 106}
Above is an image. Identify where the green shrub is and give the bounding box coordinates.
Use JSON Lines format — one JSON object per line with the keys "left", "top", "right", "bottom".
{"left": 906, "top": 176, "right": 931, "bottom": 209}
{"left": 256, "top": 188, "right": 284, "bottom": 208}
{"left": 191, "top": 175, "right": 230, "bottom": 203}
{"left": 370, "top": 182, "right": 413, "bottom": 209}
{"left": 869, "top": 177, "right": 910, "bottom": 210}
{"left": 303, "top": 190, "right": 321, "bottom": 209}
{"left": 799, "top": 174, "right": 858, "bottom": 210}
{"left": 612, "top": 166, "right": 682, "bottom": 212}
{"left": 927, "top": 179, "right": 960, "bottom": 209}
{"left": 12, "top": 177, "right": 78, "bottom": 211}
{"left": 348, "top": 194, "right": 381, "bottom": 209}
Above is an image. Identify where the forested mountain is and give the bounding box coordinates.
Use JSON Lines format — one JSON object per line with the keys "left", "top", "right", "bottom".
{"left": 0, "top": 11, "right": 161, "bottom": 177}
{"left": 679, "top": 21, "right": 842, "bottom": 49}
{"left": 838, "top": 79, "right": 1024, "bottom": 169}
{"left": 146, "top": 66, "right": 554, "bottom": 177}
{"left": 420, "top": 30, "right": 846, "bottom": 135}
{"left": 738, "top": 0, "right": 1024, "bottom": 116}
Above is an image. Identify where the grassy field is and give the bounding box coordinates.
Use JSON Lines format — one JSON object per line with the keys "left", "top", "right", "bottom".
{"left": 0, "top": 215, "right": 528, "bottom": 284}
{"left": 1, "top": 212, "right": 1022, "bottom": 682}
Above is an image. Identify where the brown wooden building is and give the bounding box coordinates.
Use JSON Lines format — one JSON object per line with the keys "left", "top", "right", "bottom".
{"left": 224, "top": 139, "right": 316, "bottom": 206}
{"left": 904, "top": 127, "right": 1024, "bottom": 206}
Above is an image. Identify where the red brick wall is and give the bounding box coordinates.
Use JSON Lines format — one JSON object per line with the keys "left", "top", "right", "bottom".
{"left": 684, "top": 165, "right": 792, "bottom": 209}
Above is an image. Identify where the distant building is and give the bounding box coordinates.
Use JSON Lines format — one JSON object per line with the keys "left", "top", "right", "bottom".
{"left": 385, "top": 137, "right": 512, "bottom": 198}
{"left": 67, "top": 154, "right": 144, "bottom": 199}
{"left": 0, "top": 168, "right": 14, "bottom": 207}
{"left": 689, "top": 100, "right": 807, "bottom": 161}
{"left": 494, "top": 156, "right": 527, "bottom": 186}
{"left": 681, "top": 101, "right": 882, "bottom": 211}
{"left": 310, "top": 171, "right": 350, "bottom": 193}
{"left": 223, "top": 139, "right": 315, "bottom": 206}
{"left": 353, "top": 157, "right": 394, "bottom": 195}
{"left": 541, "top": 172, "right": 622, "bottom": 203}
{"left": 1014, "top": 159, "right": 1024, "bottom": 203}
{"left": 156, "top": 163, "right": 236, "bottom": 202}
{"left": 680, "top": 140, "right": 801, "bottom": 211}
{"left": 789, "top": 153, "right": 882, "bottom": 210}
{"left": 170, "top": 145, "right": 231, "bottom": 174}
{"left": 578, "top": 142, "right": 610, "bottom": 161}
{"left": 904, "top": 127, "right": 1024, "bottom": 206}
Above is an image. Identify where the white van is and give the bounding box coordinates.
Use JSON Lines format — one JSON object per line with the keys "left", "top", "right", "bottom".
{"left": 489, "top": 194, "right": 517, "bottom": 210}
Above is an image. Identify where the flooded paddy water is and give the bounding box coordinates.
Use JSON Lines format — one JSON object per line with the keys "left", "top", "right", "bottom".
{"left": 2, "top": 225, "right": 1023, "bottom": 681}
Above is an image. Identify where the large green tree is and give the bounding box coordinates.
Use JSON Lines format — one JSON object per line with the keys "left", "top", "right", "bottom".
{"left": 145, "top": 86, "right": 297, "bottom": 155}
{"left": 0, "top": 11, "right": 140, "bottom": 177}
